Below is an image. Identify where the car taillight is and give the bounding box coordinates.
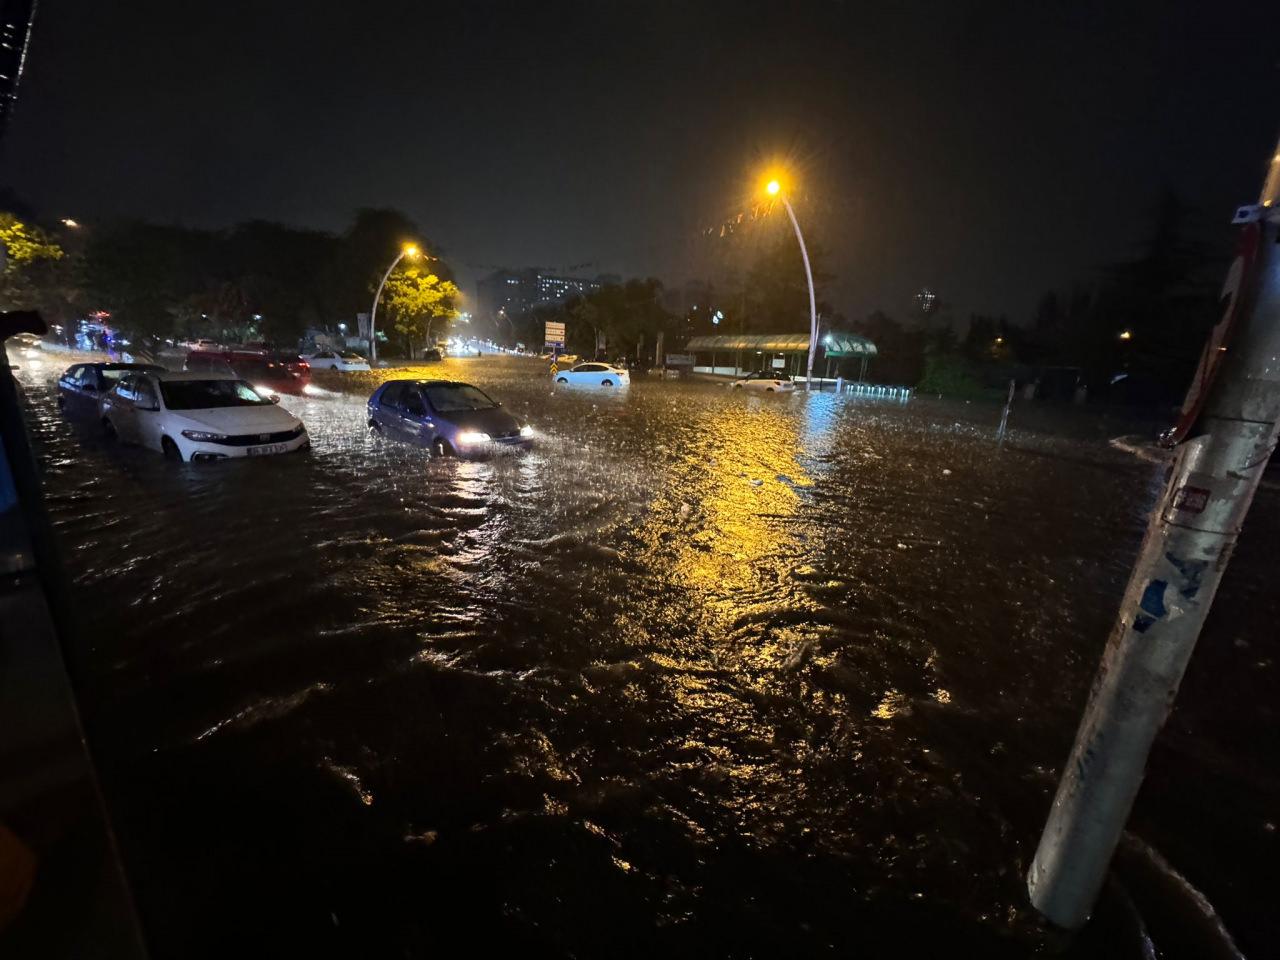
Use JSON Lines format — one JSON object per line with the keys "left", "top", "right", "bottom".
{"left": 298, "top": 362, "right": 310, "bottom": 370}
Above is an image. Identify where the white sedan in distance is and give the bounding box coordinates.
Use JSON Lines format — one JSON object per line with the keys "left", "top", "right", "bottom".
{"left": 554, "top": 362, "right": 630, "bottom": 387}
{"left": 99, "top": 370, "right": 309, "bottom": 462}
{"left": 731, "top": 371, "right": 795, "bottom": 393}
{"left": 304, "top": 349, "right": 371, "bottom": 371}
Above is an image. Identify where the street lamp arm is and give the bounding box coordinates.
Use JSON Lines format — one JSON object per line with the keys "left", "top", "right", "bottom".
{"left": 368, "top": 251, "right": 406, "bottom": 366}
{"left": 780, "top": 196, "right": 819, "bottom": 390}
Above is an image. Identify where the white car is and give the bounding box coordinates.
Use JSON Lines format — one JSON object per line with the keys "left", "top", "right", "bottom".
{"left": 731, "top": 371, "right": 795, "bottom": 393}
{"left": 304, "top": 349, "right": 370, "bottom": 371}
{"left": 554, "top": 362, "right": 630, "bottom": 387}
{"left": 99, "top": 370, "right": 309, "bottom": 462}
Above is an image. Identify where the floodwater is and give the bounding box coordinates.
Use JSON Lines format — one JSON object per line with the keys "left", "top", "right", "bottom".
{"left": 12, "top": 351, "right": 1279, "bottom": 958}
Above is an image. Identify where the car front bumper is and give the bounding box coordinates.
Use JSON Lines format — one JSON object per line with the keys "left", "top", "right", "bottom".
{"left": 178, "top": 432, "right": 310, "bottom": 462}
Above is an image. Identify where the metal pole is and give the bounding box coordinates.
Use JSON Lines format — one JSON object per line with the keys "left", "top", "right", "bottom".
{"left": 780, "top": 195, "right": 818, "bottom": 391}
{"left": 368, "top": 250, "right": 407, "bottom": 367}
{"left": 996, "top": 379, "right": 1015, "bottom": 443}
{"left": 1028, "top": 134, "right": 1280, "bottom": 929}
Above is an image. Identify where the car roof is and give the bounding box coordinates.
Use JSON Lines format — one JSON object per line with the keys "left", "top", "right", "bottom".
{"left": 85, "top": 362, "right": 163, "bottom": 371}
{"left": 387, "top": 378, "right": 476, "bottom": 388}
{"left": 150, "top": 370, "right": 242, "bottom": 382}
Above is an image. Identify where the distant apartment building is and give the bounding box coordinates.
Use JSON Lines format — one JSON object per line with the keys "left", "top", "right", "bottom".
{"left": 476, "top": 269, "right": 606, "bottom": 319}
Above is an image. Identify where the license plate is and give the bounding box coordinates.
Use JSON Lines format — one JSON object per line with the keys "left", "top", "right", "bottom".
{"left": 247, "top": 442, "right": 288, "bottom": 456}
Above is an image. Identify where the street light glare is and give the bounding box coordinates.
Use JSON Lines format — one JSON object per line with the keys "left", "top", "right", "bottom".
{"left": 766, "top": 179, "right": 781, "bottom": 196}
{"left": 61, "top": 218, "right": 80, "bottom": 228}
{"left": 403, "top": 243, "right": 420, "bottom": 258}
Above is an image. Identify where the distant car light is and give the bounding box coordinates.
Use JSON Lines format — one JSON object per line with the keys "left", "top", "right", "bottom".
{"left": 457, "top": 430, "right": 492, "bottom": 445}
{"left": 519, "top": 425, "right": 534, "bottom": 438}
{"left": 302, "top": 384, "right": 322, "bottom": 396}
{"left": 181, "top": 429, "right": 229, "bottom": 442}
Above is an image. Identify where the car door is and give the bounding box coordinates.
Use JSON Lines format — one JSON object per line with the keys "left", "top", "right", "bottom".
{"left": 131, "top": 375, "right": 166, "bottom": 452}
{"left": 58, "top": 365, "right": 85, "bottom": 412}
{"left": 394, "top": 386, "right": 432, "bottom": 444}
{"left": 373, "top": 382, "right": 403, "bottom": 432}
{"left": 103, "top": 374, "right": 140, "bottom": 441}
{"left": 569, "top": 363, "right": 599, "bottom": 384}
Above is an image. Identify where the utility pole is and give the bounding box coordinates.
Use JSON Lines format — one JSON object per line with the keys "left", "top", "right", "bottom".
{"left": 1028, "top": 133, "right": 1280, "bottom": 928}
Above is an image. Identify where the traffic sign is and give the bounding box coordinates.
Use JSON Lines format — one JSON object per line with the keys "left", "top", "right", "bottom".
{"left": 544, "top": 321, "right": 566, "bottom": 347}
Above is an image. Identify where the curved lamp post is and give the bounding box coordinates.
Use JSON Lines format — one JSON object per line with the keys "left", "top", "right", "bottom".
{"left": 766, "top": 178, "right": 819, "bottom": 390}
{"left": 369, "top": 243, "right": 419, "bottom": 366}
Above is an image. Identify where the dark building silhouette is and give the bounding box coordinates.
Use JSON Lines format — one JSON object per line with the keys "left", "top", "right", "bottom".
{"left": 0, "top": 0, "right": 38, "bottom": 143}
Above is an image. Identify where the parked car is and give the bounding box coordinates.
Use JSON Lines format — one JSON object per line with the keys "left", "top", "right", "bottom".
{"left": 99, "top": 371, "right": 308, "bottom": 462}
{"left": 57, "top": 362, "right": 164, "bottom": 417}
{"left": 181, "top": 338, "right": 222, "bottom": 352}
{"left": 730, "top": 371, "right": 795, "bottom": 393}
{"left": 554, "top": 362, "right": 630, "bottom": 387}
{"left": 422, "top": 348, "right": 443, "bottom": 362}
{"left": 367, "top": 379, "right": 533, "bottom": 457}
{"left": 185, "top": 349, "right": 311, "bottom": 394}
{"left": 304, "top": 349, "right": 370, "bottom": 371}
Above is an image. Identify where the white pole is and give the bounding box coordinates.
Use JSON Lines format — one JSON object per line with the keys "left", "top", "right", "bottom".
{"left": 368, "top": 250, "right": 407, "bottom": 367}
{"left": 1028, "top": 132, "right": 1280, "bottom": 928}
{"left": 780, "top": 196, "right": 818, "bottom": 391}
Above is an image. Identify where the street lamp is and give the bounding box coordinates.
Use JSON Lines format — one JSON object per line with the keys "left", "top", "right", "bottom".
{"left": 764, "top": 174, "right": 819, "bottom": 390}
{"left": 369, "top": 243, "right": 419, "bottom": 366}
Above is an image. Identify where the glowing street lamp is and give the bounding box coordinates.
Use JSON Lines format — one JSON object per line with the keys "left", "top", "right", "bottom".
{"left": 369, "top": 243, "right": 420, "bottom": 366}
{"left": 763, "top": 173, "right": 819, "bottom": 390}
{"left": 1119, "top": 329, "right": 1133, "bottom": 341}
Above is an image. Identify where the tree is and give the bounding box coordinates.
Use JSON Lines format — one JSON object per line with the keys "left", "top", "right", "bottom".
{"left": 0, "top": 213, "right": 66, "bottom": 313}
{"left": 383, "top": 265, "right": 460, "bottom": 357}
{"left": 744, "top": 237, "right": 834, "bottom": 332}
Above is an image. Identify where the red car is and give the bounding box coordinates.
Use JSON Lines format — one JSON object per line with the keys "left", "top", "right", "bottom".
{"left": 185, "top": 349, "right": 311, "bottom": 395}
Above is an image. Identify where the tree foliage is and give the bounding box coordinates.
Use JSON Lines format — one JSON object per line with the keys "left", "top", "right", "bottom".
{"left": 383, "top": 266, "right": 460, "bottom": 353}
{"left": 0, "top": 213, "right": 66, "bottom": 312}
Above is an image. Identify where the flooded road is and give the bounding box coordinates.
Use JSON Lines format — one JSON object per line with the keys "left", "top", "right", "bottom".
{"left": 13, "top": 352, "right": 1279, "bottom": 958}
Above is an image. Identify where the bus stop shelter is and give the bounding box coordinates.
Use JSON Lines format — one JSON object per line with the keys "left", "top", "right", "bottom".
{"left": 684, "top": 331, "right": 878, "bottom": 382}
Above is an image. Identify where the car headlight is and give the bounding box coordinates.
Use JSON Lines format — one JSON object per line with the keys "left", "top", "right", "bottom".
{"left": 181, "top": 430, "right": 229, "bottom": 442}
{"left": 519, "top": 425, "right": 534, "bottom": 438}
{"left": 456, "top": 430, "right": 491, "bottom": 445}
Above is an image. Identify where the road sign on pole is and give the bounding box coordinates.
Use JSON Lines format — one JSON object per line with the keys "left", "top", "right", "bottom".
{"left": 544, "top": 321, "right": 566, "bottom": 348}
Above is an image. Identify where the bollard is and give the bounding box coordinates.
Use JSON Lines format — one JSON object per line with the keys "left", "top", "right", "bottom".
{"left": 1028, "top": 135, "right": 1280, "bottom": 928}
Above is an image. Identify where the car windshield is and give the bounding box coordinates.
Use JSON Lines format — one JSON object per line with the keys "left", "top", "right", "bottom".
{"left": 159, "top": 379, "right": 271, "bottom": 410}
{"left": 425, "top": 383, "right": 497, "bottom": 412}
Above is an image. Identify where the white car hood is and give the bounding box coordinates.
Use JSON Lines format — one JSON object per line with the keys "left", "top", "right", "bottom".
{"left": 169, "top": 404, "right": 302, "bottom": 434}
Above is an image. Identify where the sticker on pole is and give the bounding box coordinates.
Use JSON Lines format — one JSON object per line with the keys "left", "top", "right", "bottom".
{"left": 1162, "top": 221, "right": 1262, "bottom": 446}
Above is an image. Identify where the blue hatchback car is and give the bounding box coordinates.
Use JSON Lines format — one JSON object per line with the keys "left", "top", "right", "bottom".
{"left": 368, "top": 379, "right": 533, "bottom": 456}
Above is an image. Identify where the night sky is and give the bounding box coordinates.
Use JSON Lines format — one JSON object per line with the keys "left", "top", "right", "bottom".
{"left": 3, "top": 0, "right": 1277, "bottom": 321}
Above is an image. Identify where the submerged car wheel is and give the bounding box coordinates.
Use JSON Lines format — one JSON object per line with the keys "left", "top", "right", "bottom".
{"left": 433, "top": 437, "right": 454, "bottom": 458}
{"left": 766, "top": 387, "right": 775, "bottom": 392}
{"left": 368, "top": 418, "right": 383, "bottom": 436}
{"left": 601, "top": 379, "right": 614, "bottom": 386}
{"left": 161, "top": 436, "right": 184, "bottom": 462}
{"left": 556, "top": 377, "right": 568, "bottom": 384}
